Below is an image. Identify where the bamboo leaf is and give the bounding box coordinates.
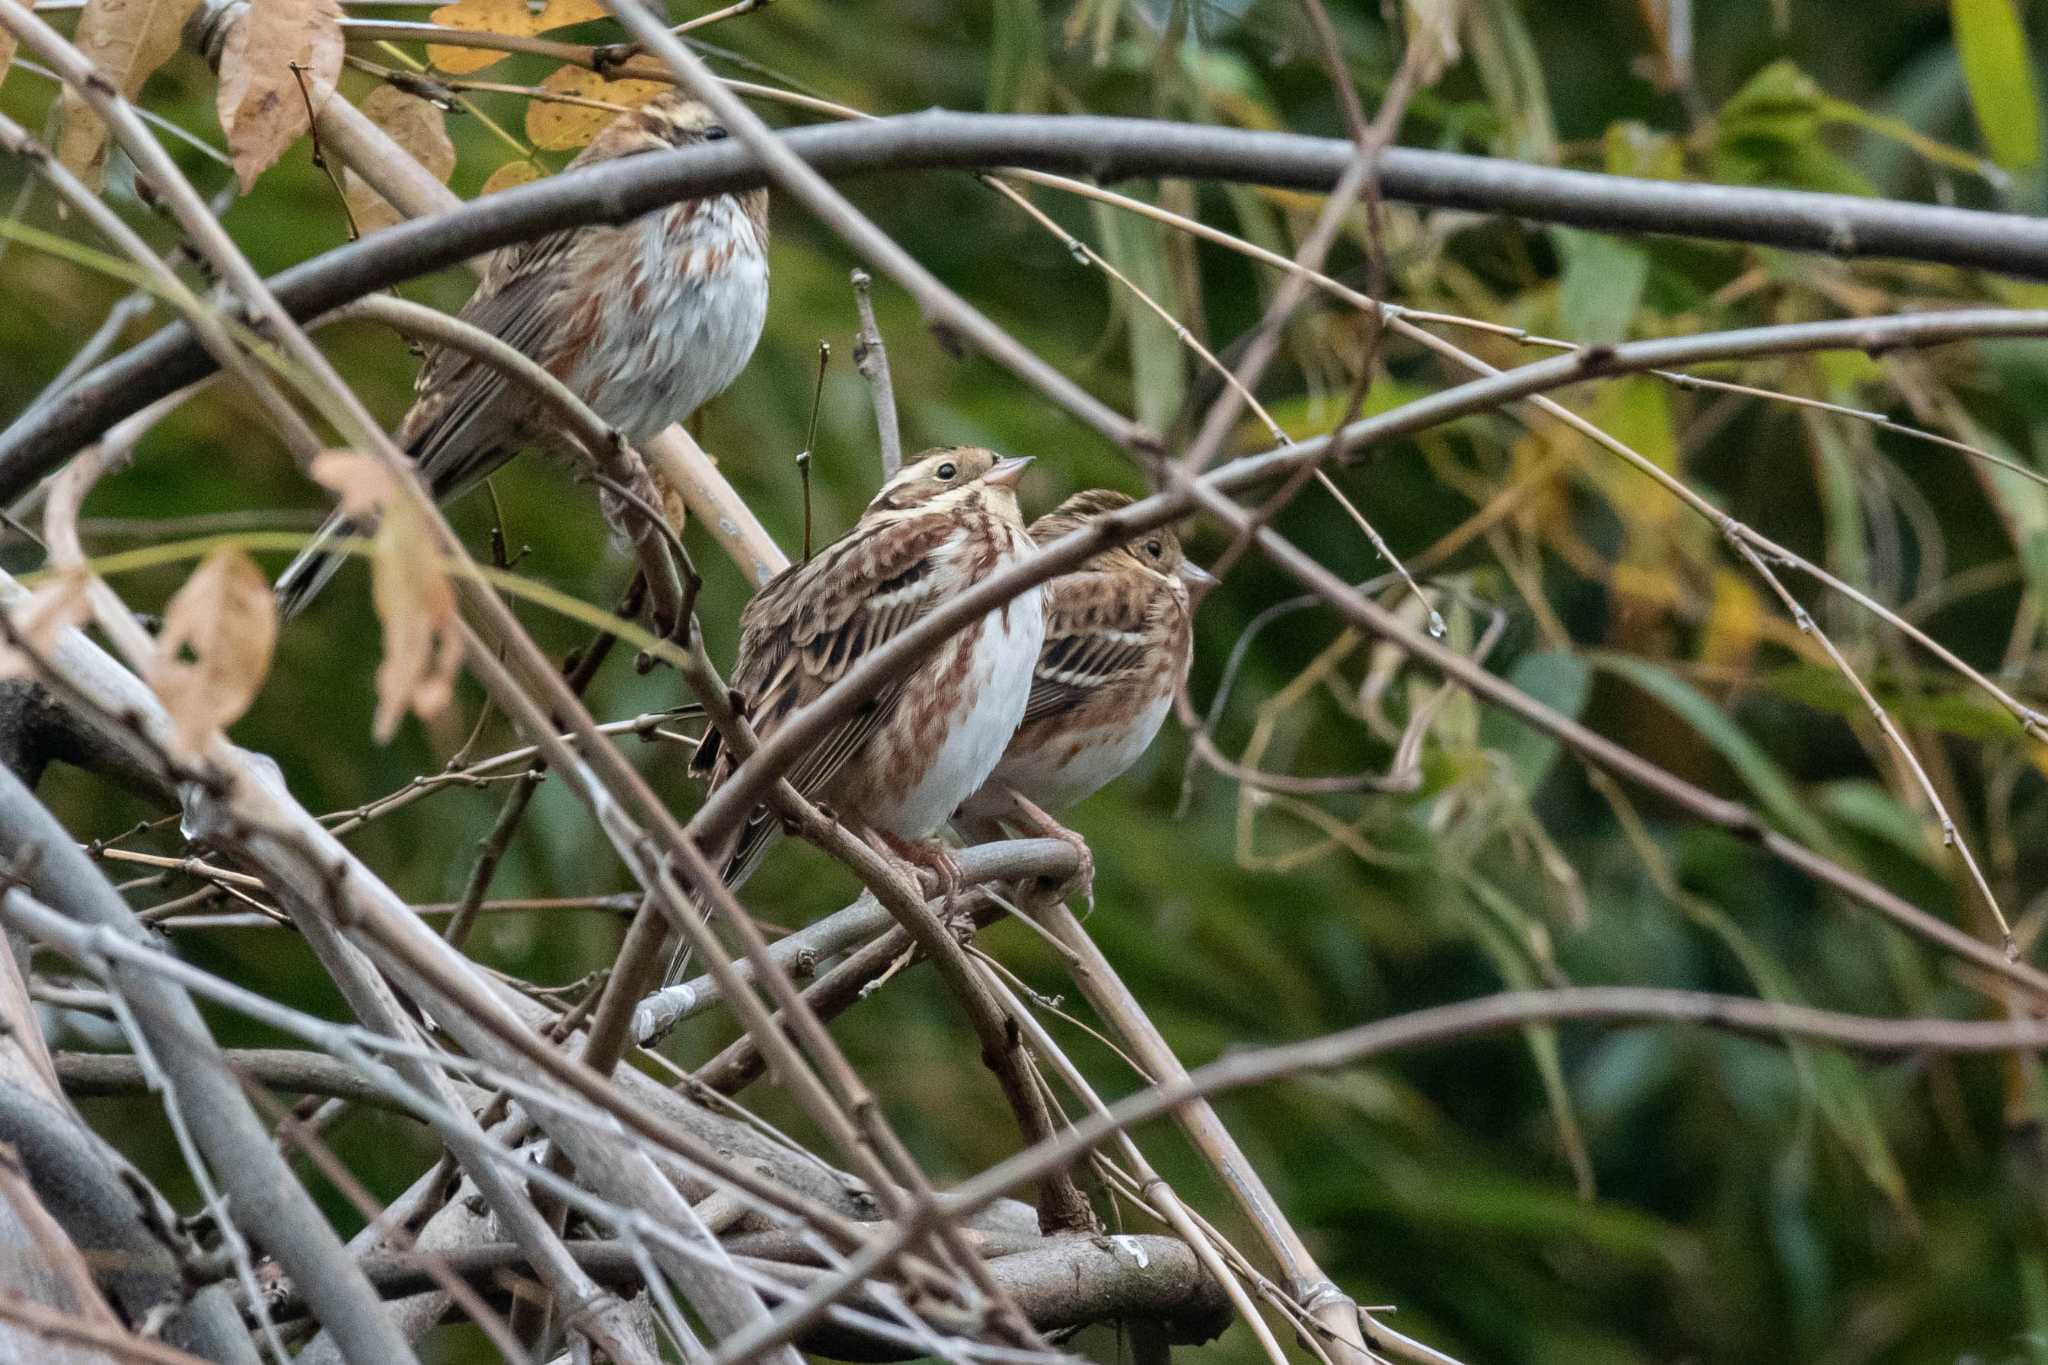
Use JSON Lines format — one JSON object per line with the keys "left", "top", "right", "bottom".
{"left": 1591, "top": 652, "right": 1836, "bottom": 854}
{"left": 1951, "top": 0, "right": 2042, "bottom": 171}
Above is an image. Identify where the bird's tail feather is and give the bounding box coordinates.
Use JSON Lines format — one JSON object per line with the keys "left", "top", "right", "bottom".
{"left": 275, "top": 512, "right": 360, "bottom": 619}
{"left": 658, "top": 815, "right": 777, "bottom": 988}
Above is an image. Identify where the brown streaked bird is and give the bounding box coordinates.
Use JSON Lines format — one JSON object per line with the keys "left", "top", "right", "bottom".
{"left": 687, "top": 447, "right": 1045, "bottom": 919}
{"left": 956, "top": 489, "right": 1212, "bottom": 895}
{"left": 276, "top": 92, "right": 769, "bottom": 615}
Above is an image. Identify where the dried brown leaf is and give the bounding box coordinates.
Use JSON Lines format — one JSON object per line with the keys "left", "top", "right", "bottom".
{"left": 54, "top": 0, "right": 204, "bottom": 187}
{"left": 341, "top": 85, "right": 456, "bottom": 232}
{"left": 0, "top": 571, "right": 93, "bottom": 681}
{"left": 310, "top": 450, "right": 397, "bottom": 518}
{"left": 217, "top": 0, "right": 344, "bottom": 190}
{"left": 147, "top": 547, "right": 278, "bottom": 755}
{"left": 535, "top": 0, "right": 606, "bottom": 30}
{"left": 370, "top": 504, "right": 461, "bottom": 742}
{"left": 0, "top": 0, "right": 34, "bottom": 92}
{"left": 427, "top": 0, "right": 532, "bottom": 74}
{"left": 479, "top": 158, "right": 544, "bottom": 194}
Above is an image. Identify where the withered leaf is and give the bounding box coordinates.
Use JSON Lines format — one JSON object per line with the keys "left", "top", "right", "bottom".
{"left": 217, "top": 0, "right": 344, "bottom": 190}
{"left": 148, "top": 547, "right": 278, "bottom": 755}
{"left": 370, "top": 503, "right": 462, "bottom": 742}
{"left": 0, "top": 570, "right": 93, "bottom": 682}
{"left": 341, "top": 85, "right": 456, "bottom": 232}
{"left": 310, "top": 450, "right": 397, "bottom": 518}
{"left": 427, "top": 0, "right": 532, "bottom": 74}
{"left": 0, "top": 0, "right": 34, "bottom": 93}
{"left": 55, "top": 0, "right": 204, "bottom": 187}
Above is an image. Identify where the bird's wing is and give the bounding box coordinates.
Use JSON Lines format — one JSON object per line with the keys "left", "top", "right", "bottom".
{"left": 1019, "top": 570, "right": 1160, "bottom": 727}
{"left": 395, "top": 231, "right": 589, "bottom": 498}
{"left": 696, "top": 511, "right": 961, "bottom": 880}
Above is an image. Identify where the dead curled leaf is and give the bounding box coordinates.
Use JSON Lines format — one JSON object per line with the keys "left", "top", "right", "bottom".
{"left": 0, "top": 571, "right": 94, "bottom": 681}
{"left": 217, "top": 0, "right": 344, "bottom": 190}
{"left": 310, "top": 449, "right": 397, "bottom": 518}
{"left": 147, "top": 547, "right": 278, "bottom": 755}
{"left": 370, "top": 502, "right": 462, "bottom": 743}
{"left": 55, "top": 0, "right": 204, "bottom": 187}
{"left": 340, "top": 85, "right": 456, "bottom": 232}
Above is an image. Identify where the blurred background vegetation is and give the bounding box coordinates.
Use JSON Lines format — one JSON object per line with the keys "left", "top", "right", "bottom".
{"left": 6, "top": 0, "right": 2048, "bottom": 1361}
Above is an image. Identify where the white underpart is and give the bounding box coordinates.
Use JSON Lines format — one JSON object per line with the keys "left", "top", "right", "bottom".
{"left": 989, "top": 686, "right": 1174, "bottom": 814}
{"left": 569, "top": 196, "right": 769, "bottom": 443}
{"left": 870, "top": 537, "right": 1044, "bottom": 840}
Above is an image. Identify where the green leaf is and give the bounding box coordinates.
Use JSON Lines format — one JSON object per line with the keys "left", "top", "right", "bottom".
{"left": 1760, "top": 664, "right": 2024, "bottom": 742}
{"left": 1479, "top": 651, "right": 1590, "bottom": 791}
{"left": 1089, "top": 196, "right": 1186, "bottom": 436}
{"left": 1951, "top": 0, "right": 2042, "bottom": 171}
{"left": 1713, "top": 60, "right": 1881, "bottom": 193}
{"left": 1590, "top": 653, "right": 1836, "bottom": 854}
{"left": 1552, "top": 228, "right": 1649, "bottom": 346}
{"left": 988, "top": 0, "right": 1048, "bottom": 112}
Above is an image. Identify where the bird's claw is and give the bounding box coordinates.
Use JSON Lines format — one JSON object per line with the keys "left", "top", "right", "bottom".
{"left": 870, "top": 828, "right": 963, "bottom": 910}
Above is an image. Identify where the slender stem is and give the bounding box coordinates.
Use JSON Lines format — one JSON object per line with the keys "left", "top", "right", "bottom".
{"left": 850, "top": 269, "right": 903, "bottom": 478}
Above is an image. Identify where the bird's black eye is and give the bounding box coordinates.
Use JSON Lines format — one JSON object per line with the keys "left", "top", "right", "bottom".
{"left": 1145, "top": 540, "right": 1164, "bottom": 558}
{"left": 704, "top": 125, "right": 728, "bottom": 141}
{"left": 936, "top": 462, "right": 958, "bottom": 480}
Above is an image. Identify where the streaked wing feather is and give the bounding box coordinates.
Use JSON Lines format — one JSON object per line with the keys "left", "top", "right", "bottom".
{"left": 707, "top": 513, "right": 958, "bottom": 811}
{"left": 1019, "top": 573, "right": 1155, "bottom": 726}
{"left": 400, "top": 233, "right": 583, "bottom": 497}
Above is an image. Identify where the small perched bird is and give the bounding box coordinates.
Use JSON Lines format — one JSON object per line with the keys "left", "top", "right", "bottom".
{"left": 956, "top": 490, "right": 1212, "bottom": 894}
{"left": 276, "top": 92, "right": 770, "bottom": 614}
{"left": 691, "top": 447, "right": 1045, "bottom": 900}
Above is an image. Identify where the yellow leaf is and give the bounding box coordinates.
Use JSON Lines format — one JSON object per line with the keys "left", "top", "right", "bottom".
{"left": 341, "top": 85, "right": 456, "bottom": 232}
{"left": 528, "top": 66, "right": 670, "bottom": 150}
{"left": 1699, "top": 570, "right": 1764, "bottom": 677}
{"left": 526, "top": 65, "right": 612, "bottom": 150}
{"left": 427, "top": 0, "right": 532, "bottom": 74}
{"left": 535, "top": 0, "right": 606, "bottom": 29}
{"left": 217, "top": 0, "right": 344, "bottom": 190}
{"left": 480, "top": 158, "right": 544, "bottom": 194}
{"left": 310, "top": 450, "right": 398, "bottom": 518}
{"left": 147, "top": 547, "right": 278, "bottom": 755}
{"left": 0, "top": 570, "right": 93, "bottom": 681}
{"left": 602, "top": 79, "right": 669, "bottom": 110}
{"left": 55, "top": 0, "right": 204, "bottom": 186}
{"left": 370, "top": 503, "right": 462, "bottom": 742}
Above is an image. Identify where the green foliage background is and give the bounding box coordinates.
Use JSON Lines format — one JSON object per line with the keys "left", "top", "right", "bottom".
{"left": 7, "top": 1, "right": 2048, "bottom": 1362}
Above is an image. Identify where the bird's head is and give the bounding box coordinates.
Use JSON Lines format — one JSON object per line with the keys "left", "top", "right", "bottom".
{"left": 578, "top": 92, "right": 732, "bottom": 164}
{"left": 1028, "top": 489, "right": 1213, "bottom": 591}
{"left": 866, "top": 447, "right": 1034, "bottom": 522}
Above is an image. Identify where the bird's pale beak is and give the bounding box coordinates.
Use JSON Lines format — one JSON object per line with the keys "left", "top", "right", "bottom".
{"left": 1178, "top": 560, "right": 1218, "bottom": 588}
{"left": 981, "top": 456, "right": 1034, "bottom": 489}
